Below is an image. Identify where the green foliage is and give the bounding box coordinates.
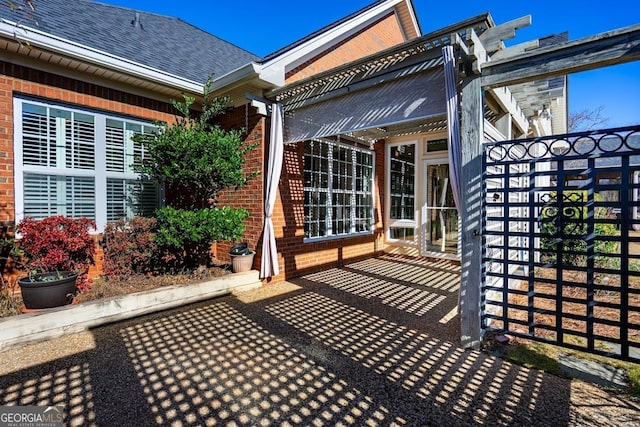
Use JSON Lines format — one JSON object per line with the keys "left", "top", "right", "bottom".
{"left": 628, "top": 366, "right": 640, "bottom": 397}
{"left": 504, "top": 342, "right": 566, "bottom": 378}
{"left": 155, "top": 206, "right": 249, "bottom": 269}
{"left": 540, "top": 190, "right": 620, "bottom": 268}
{"left": 503, "top": 340, "right": 640, "bottom": 397}
{"left": 129, "top": 79, "right": 257, "bottom": 269}
{"left": 133, "top": 79, "right": 259, "bottom": 208}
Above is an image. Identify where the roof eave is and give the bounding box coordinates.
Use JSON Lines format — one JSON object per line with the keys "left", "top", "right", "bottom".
{"left": 210, "top": 61, "right": 279, "bottom": 92}
{"left": 396, "top": 0, "right": 421, "bottom": 39}
{"left": 0, "top": 19, "right": 204, "bottom": 93}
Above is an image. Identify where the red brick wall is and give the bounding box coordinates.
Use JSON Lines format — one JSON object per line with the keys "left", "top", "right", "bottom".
{"left": 0, "top": 61, "right": 177, "bottom": 280}
{"left": 285, "top": 13, "right": 406, "bottom": 84}
{"left": 264, "top": 140, "right": 385, "bottom": 283}
{"left": 214, "top": 104, "right": 265, "bottom": 268}
{"left": 1, "top": 10, "right": 407, "bottom": 284}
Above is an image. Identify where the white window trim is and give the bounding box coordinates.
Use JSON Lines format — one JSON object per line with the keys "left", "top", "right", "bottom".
{"left": 13, "top": 97, "right": 157, "bottom": 232}
{"left": 303, "top": 138, "right": 375, "bottom": 243}
{"left": 385, "top": 140, "right": 418, "bottom": 245}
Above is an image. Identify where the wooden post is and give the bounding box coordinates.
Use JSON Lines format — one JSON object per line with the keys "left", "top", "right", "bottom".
{"left": 459, "top": 75, "right": 484, "bottom": 349}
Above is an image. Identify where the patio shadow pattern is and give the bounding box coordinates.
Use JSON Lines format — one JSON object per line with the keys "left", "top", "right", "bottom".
{"left": 1, "top": 255, "right": 639, "bottom": 425}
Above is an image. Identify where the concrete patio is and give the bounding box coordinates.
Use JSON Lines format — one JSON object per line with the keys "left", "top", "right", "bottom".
{"left": 1, "top": 254, "right": 639, "bottom": 426}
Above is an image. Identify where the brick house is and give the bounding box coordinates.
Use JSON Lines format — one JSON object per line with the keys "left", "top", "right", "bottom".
{"left": 0, "top": 0, "right": 564, "bottom": 282}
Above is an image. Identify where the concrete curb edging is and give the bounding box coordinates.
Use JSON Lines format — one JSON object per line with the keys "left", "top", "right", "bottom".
{"left": 0, "top": 270, "right": 261, "bottom": 352}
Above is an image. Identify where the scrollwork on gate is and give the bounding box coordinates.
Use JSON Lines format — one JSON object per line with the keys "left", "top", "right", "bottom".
{"left": 539, "top": 191, "right": 588, "bottom": 264}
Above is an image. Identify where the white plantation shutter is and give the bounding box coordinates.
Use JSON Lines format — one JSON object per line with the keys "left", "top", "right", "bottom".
{"left": 21, "top": 105, "right": 95, "bottom": 170}
{"left": 23, "top": 174, "right": 95, "bottom": 219}
{"left": 106, "top": 119, "right": 125, "bottom": 172}
{"left": 66, "top": 112, "right": 95, "bottom": 170}
{"left": 106, "top": 120, "right": 155, "bottom": 173}
{"left": 15, "top": 98, "right": 160, "bottom": 230}
{"left": 22, "top": 103, "right": 57, "bottom": 167}
{"left": 106, "top": 178, "right": 159, "bottom": 221}
{"left": 106, "top": 178, "right": 126, "bottom": 220}
{"left": 67, "top": 176, "right": 96, "bottom": 217}
{"left": 105, "top": 119, "right": 158, "bottom": 221}
{"left": 23, "top": 173, "right": 57, "bottom": 218}
{"left": 127, "top": 123, "right": 151, "bottom": 174}
{"left": 133, "top": 180, "right": 159, "bottom": 217}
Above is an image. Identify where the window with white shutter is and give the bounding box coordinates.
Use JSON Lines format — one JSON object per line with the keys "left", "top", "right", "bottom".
{"left": 106, "top": 178, "right": 159, "bottom": 222}
{"left": 14, "top": 98, "right": 161, "bottom": 231}
{"left": 303, "top": 138, "right": 374, "bottom": 241}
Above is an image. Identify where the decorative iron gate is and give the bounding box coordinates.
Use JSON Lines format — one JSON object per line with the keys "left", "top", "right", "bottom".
{"left": 482, "top": 125, "right": 640, "bottom": 362}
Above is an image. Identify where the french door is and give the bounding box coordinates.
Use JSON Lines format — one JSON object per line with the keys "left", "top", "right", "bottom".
{"left": 422, "top": 160, "right": 458, "bottom": 255}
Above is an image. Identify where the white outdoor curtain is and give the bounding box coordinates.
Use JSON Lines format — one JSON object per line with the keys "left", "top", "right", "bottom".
{"left": 442, "top": 45, "right": 462, "bottom": 212}
{"left": 260, "top": 103, "right": 284, "bottom": 278}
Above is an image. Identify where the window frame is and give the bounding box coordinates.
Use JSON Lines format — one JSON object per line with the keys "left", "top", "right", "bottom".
{"left": 303, "top": 138, "right": 375, "bottom": 243}
{"left": 385, "top": 140, "right": 418, "bottom": 245}
{"left": 13, "top": 97, "right": 161, "bottom": 232}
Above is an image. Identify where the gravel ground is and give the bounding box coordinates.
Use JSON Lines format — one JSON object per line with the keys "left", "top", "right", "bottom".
{"left": 1, "top": 255, "right": 639, "bottom": 426}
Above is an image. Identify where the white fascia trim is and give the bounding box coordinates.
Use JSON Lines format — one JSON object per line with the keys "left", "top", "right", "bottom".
{"left": 209, "top": 62, "right": 264, "bottom": 91}
{"left": 260, "top": 0, "right": 406, "bottom": 86}
{"left": 0, "top": 20, "right": 204, "bottom": 93}
{"left": 402, "top": 0, "right": 421, "bottom": 37}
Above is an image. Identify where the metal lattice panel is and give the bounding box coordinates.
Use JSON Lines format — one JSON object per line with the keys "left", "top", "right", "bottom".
{"left": 482, "top": 125, "right": 640, "bottom": 363}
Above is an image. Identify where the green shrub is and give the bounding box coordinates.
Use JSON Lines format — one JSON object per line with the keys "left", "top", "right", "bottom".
{"left": 155, "top": 206, "right": 249, "bottom": 269}
{"left": 133, "top": 79, "right": 258, "bottom": 209}
{"left": 101, "top": 217, "right": 158, "bottom": 279}
{"left": 540, "top": 190, "right": 620, "bottom": 268}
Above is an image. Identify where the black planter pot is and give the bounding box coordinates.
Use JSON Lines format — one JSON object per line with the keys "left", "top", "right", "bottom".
{"left": 18, "top": 272, "right": 78, "bottom": 309}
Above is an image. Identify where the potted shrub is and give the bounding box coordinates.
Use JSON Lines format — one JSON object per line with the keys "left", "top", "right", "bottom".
{"left": 16, "top": 216, "right": 96, "bottom": 309}
{"left": 229, "top": 242, "right": 255, "bottom": 273}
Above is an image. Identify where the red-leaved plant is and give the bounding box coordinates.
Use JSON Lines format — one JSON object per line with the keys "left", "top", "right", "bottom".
{"left": 17, "top": 216, "right": 96, "bottom": 292}
{"left": 101, "top": 216, "right": 158, "bottom": 279}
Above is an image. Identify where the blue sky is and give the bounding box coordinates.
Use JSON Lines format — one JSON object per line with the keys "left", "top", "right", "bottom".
{"left": 98, "top": 0, "right": 640, "bottom": 128}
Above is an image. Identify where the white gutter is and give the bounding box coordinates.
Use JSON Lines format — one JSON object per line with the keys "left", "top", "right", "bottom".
{"left": 209, "top": 61, "right": 268, "bottom": 91}
{"left": 0, "top": 19, "right": 204, "bottom": 93}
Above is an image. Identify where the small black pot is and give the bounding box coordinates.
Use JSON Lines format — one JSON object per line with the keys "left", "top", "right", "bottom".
{"left": 18, "top": 272, "right": 78, "bottom": 309}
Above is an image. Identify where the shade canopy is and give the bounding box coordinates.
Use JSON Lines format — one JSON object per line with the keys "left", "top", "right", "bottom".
{"left": 282, "top": 68, "right": 446, "bottom": 144}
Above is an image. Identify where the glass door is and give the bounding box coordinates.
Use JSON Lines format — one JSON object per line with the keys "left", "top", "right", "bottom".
{"left": 387, "top": 142, "right": 417, "bottom": 243}
{"left": 423, "top": 162, "right": 458, "bottom": 254}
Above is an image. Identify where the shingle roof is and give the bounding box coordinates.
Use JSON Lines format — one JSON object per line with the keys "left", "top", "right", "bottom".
{"left": 0, "top": 0, "right": 260, "bottom": 84}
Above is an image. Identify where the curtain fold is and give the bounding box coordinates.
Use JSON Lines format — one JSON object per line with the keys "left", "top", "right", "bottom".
{"left": 260, "top": 103, "right": 284, "bottom": 278}
{"left": 442, "top": 45, "right": 462, "bottom": 212}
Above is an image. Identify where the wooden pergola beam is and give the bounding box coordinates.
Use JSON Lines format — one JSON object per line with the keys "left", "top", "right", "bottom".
{"left": 481, "top": 23, "right": 640, "bottom": 89}
{"left": 479, "top": 15, "right": 532, "bottom": 53}
{"left": 490, "top": 39, "right": 539, "bottom": 61}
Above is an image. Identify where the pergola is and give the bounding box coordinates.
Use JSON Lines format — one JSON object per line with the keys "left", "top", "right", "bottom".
{"left": 262, "top": 13, "right": 640, "bottom": 347}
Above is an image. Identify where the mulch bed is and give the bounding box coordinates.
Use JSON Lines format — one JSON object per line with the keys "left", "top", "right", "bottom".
{"left": 505, "top": 268, "right": 640, "bottom": 344}
{"left": 74, "top": 265, "right": 232, "bottom": 303}
{"left": 0, "top": 265, "right": 232, "bottom": 317}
